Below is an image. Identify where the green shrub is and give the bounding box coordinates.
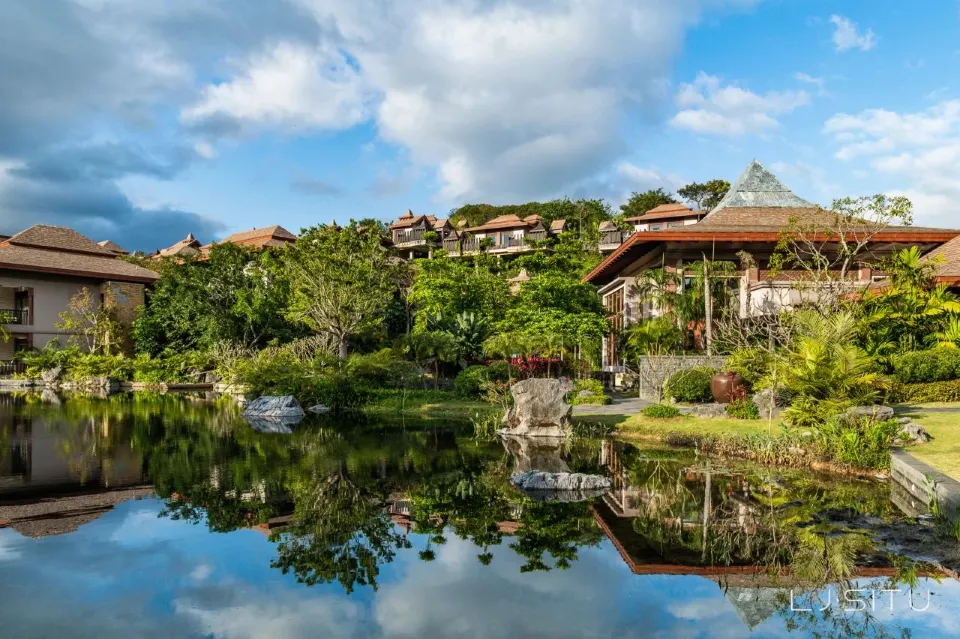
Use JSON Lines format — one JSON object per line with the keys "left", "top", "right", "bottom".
{"left": 726, "top": 399, "right": 760, "bottom": 420}
{"left": 67, "top": 354, "right": 134, "bottom": 381}
{"left": 892, "top": 349, "right": 960, "bottom": 384}
{"left": 666, "top": 367, "right": 715, "bottom": 403}
{"left": 17, "top": 342, "right": 81, "bottom": 377}
{"left": 568, "top": 378, "right": 611, "bottom": 405}
{"left": 571, "top": 394, "right": 612, "bottom": 406}
{"left": 725, "top": 348, "right": 770, "bottom": 388}
{"left": 132, "top": 352, "right": 214, "bottom": 383}
{"left": 454, "top": 362, "right": 511, "bottom": 399}
{"left": 814, "top": 417, "right": 904, "bottom": 470}
{"left": 642, "top": 404, "right": 681, "bottom": 418}
{"left": 781, "top": 395, "right": 850, "bottom": 430}
{"left": 887, "top": 380, "right": 960, "bottom": 403}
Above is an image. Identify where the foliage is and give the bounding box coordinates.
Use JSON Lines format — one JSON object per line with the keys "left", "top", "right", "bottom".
{"left": 448, "top": 198, "right": 613, "bottom": 246}
{"left": 621, "top": 317, "right": 683, "bottom": 359}
{"left": 408, "top": 257, "right": 510, "bottom": 332}
{"left": 886, "top": 380, "right": 960, "bottom": 404}
{"left": 569, "top": 378, "right": 611, "bottom": 405}
{"left": 642, "top": 404, "right": 681, "bottom": 418}
{"left": 812, "top": 417, "right": 904, "bottom": 470}
{"left": 57, "top": 287, "right": 122, "bottom": 354}
{"left": 665, "top": 367, "right": 715, "bottom": 403}
{"left": 286, "top": 222, "right": 407, "bottom": 359}
{"left": 427, "top": 311, "right": 490, "bottom": 367}
{"left": 405, "top": 330, "right": 459, "bottom": 389}
{"left": 677, "top": 179, "right": 730, "bottom": 211}
{"left": 134, "top": 243, "right": 301, "bottom": 356}
{"left": 726, "top": 398, "right": 760, "bottom": 420}
{"left": 470, "top": 412, "right": 501, "bottom": 440}
{"left": 454, "top": 363, "right": 512, "bottom": 399}
{"left": 724, "top": 347, "right": 771, "bottom": 388}
{"left": 781, "top": 396, "right": 849, "bottom": 431}
{"left": 618, "top": 188, "right": 675, "bottom": 218}
{"left": 132, "top": 352, "right": 214, "bottom": 383}
{"left": 892, "top": 349, "right": 960, "bottom": 383}
{"left": 17, "top": 341, "right": 79, "bottom": 377}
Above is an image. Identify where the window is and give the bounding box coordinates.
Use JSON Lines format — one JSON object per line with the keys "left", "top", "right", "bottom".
{"left": 13, "top": 337, "right": 29, "bottom": 353}
{"left": 668, "top": 222, "right": 683, "bottom": 228}
{"left": 651, "top": 224, "right": 662, "bottom": 231}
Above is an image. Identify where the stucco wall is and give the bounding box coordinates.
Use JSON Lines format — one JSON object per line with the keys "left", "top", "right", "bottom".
{"left": 0, "top": 271, "right": 101, "bottom": 350}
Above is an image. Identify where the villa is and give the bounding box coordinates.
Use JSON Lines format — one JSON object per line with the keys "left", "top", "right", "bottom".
{"left": 599, "top": 203, "right": 706, "bottom": 252}
{"left": 154, "top": 225, "right": 297, "bottom": 259}
{"left": 583, "top": 161, "right": 960, "bottom": 373}
{"left": 389, "top": 210, "right": 453, "bottom": 258}
{"left": 0, "top": 225, "right": 159, "bottom": 361}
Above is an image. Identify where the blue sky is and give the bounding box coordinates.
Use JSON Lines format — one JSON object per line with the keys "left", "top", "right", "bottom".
{"left": 3, "top": 498, "right": 960, "bottom": 638}
{"left": 0, "top": 1, "right": 958, "bottom": 251}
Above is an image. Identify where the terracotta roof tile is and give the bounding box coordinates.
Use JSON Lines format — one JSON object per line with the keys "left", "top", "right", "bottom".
{"left": 157, "top": 233, "right": 202, "bottom": 257}
{"left": 8, "top": 225, "right": 116, "bottom": 256}
{"left": 97, "top": 240, "right": 129, "bottom": 255}
{"left": 626, "top": 203, "right": 703, "bottom": 222}
{"left": 925, "top": 236, "right": 960, "bottom": 277}
{"left": 465, "top": 214, "right": 529, "bottom": 232}
{"left": 550, "top": 219, "right": 567, "bottom": 232}
{"left": 0, "top": 242, "right": 159, "bottom": 282}
{"left": 221, "top": 225, "right": 297, "bottom": 244}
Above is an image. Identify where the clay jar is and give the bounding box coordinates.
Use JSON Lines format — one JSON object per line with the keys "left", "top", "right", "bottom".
{"left": 710, "top": 371, "right": 746, "bottom": 404}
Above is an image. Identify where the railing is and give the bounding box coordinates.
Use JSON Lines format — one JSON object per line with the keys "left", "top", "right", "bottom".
{"left": 460, "top": 238, "right": 481, "bottom": 253}
{"left": 393, "top": 228, "right": 427, "bottom": 246}
{"left": 598, "top": 230, "right": 630, "bottom": 248}
{"left": 0, "top": 361, "right": 26, "bottom": 377}
{"left": 0, "top": 308, "right": 27, "bottom": 325}
{"left": 497, "top": 236, "right": 527, "bottom": 249}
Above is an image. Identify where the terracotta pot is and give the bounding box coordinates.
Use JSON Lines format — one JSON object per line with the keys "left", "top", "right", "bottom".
{"left": 710, "top": 372, "right": 745, "bottom": 404}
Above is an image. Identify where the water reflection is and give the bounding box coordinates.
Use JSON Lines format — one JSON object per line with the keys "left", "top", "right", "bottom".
{"left": 1, "top": 393, "right": 959, "bottom": 638}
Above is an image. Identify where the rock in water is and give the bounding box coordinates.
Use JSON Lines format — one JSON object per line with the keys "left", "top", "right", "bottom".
{"left": 308, "top": 404, "right": 331, "bottom": 414}
{"left": 501, "top": 434, "right": 570, "bottom": 474}
{"left": 511, "top": 471, "right": 611, "bottom": 492}
{"left": 244, "top": 417, "right": 299, "bottom": 434}
{"left": 242, "top": 395, "right": 305, "bottom": 418}
{"left": 502, "top": 378, "right": 571, "bottom": 437}
{"left": 41, "top": 366, "right": 63, "bottom": 384}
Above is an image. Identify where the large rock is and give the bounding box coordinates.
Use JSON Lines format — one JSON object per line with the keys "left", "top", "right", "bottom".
{"left": 244, "top": 416, "right": 301, "bottom": 434}
{"left": 511, "top": 471, "right": 611, "bottom": 493}
{"left": 845, "top": 405, "right": 895, "bottom": 423}
{"left": 693, "top": 402, "right": 728, "bottom": 418}
{"left": 752, "top": 389, "right": 787, "bottom": 418}
{"left": 41, "top": 366, "right": 63, "bottom": 384}
{"left": 242, "top": 395, "right": 305, "bottom": 418}
{"left": 502, "top": 378, "right": 571, "bottom": 437}
{"left": 501, "top": 434, "right": 570, "bottom": 474}
{"left": 899, "top": 419, "right": 932, "bottom": 443}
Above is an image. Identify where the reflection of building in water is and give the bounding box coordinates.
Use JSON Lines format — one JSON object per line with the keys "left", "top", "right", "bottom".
{"left": 1, "top": 413, "right": 145, "bottom": 498}
{"left": 0, "top": 487, "right": 155, "bottom": 538}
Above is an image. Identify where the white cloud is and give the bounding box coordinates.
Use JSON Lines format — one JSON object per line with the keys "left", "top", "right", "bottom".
{"left": 823, "top": 100, "right": 960, "bottom": 224}
{"left": 794, "top": 72, "right": 827, "bottom": 96}
{"left": 182, "top": 42, "right": 370, "bottom": 134}
{"left": 830, "top": 15, "right": 877, "bottom": 52}
{"left": 670, "top": 72, "right": 809, "bottom": 136}
{"left": 0, "top": 530, "right": 23, "bottom": 562}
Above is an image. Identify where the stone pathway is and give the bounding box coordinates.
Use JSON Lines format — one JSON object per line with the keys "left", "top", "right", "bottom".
{"left": 573, "top": 396, "right": 652, "bottom": 417}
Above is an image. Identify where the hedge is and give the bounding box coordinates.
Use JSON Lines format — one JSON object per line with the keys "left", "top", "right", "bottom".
{"left": 892, "top": 349, "right": 960, "bottom": 384}
{"left": 642, "top": 404, "right": 681, "bottom": 418}
{"left": 666, "top": 367, "right": 716, "bottom": 403}
{"left": 569, "top": 378, "right": 612, "bottom": 406}
{"left": 887, "top": 380, "right": 960, "bottom": 404}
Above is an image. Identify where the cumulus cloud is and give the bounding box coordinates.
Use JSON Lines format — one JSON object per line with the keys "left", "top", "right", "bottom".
{"left": 670, "top": 72, "right": 809, "bottom": 136}
{"left": 830, "top": 15, "right": 877, "bottom": 52}
{"left": 823, "top": 100, "right": 960, "bottom": 225}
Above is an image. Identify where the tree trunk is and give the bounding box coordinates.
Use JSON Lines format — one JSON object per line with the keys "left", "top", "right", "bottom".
{"left": 434, "top": 360, "right": 440, "bottom": 390}
{"left": 338, "top": 335, "right": 349, "bottom": 360}
{"left": 703, "top": 256, "right": 713, "bottom": 357}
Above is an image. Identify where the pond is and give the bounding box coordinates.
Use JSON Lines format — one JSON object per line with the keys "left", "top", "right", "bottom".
{"left": 2, "top": 393, "right": 960, "bottom": 638}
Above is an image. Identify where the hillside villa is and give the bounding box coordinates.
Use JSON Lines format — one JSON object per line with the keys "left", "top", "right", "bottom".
{"left": 0, "top": 225, "right": 159, "bottom": 361}
{"left": 154, "top": 225, "right": 298, "bottom": 259}
{"left": 388, "top": 210, "right": 567, "bottom": 257}
{"left": 582, "top": 161, "right": 960, "bottom": 373}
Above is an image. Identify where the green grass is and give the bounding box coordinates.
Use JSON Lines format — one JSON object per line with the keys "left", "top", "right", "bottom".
{"left": 364, "top": 389, "right": 492, "bottom": 418}
{"left": 617, "top": 413, "right": 771, "bottom": 439}
{"left": 893, "top": 402, "right": 960, "bottom": 480}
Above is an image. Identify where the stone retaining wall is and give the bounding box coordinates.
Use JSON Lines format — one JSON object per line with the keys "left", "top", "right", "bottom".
{"left": 890, "top": 449, "right": 960, "bottom": 520}
{"left": 626, "top": 355, "right": 728, "bottom": 400}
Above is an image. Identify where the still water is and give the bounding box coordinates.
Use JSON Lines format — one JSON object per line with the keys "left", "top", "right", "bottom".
{"left": 2, "top": 393, "right": 960, "bottom": 638}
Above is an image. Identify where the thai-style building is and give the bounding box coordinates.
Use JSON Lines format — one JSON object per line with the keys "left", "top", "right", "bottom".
{"left": 0, "top": 225, "right": 159, "bottom": 361}
{"left": 154, "top": 225, "right": 297, "bottom": 259}
{"left": 583, "top": 161, "right": 960, "bottom": 373}
{"left": 598, "top": 203, "right": 706, "bottom": 253}
{"left": 389, "top": 210, "right": 453, "bottom": 258}
{"left": 442, "top": 214, "right": 567, "bottom": 256}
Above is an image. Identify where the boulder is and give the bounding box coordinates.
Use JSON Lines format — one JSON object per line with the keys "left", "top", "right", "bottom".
{"left": 502, "top": 378, "right": 571, "bottom": 437}
{"left": 242, "top": 395, "right": 306, "bottom": 418}
{"left": 899, "top": 420, "right": 931, "bottom": 443}
{"left": 244, "top": 416, "right": 300, "bottom": 434}
{"left": 41, "top": 366, "right": 63, "bottom": 384}
{"left": 693, "top": 402, "right": 728, "bottom": 418}
{"left": 40, "top": 389, "right": 62, "bottom": 405}
{"left": 511, "top": 471, "right": 611, "bottom": 493}
{"left": 501, "top": 434, "right": 570, "bottom": 474}
{"left": 203, "top": 371, "right": 221, "bottom": 384}
{"left": 845, "top": 405, "right": 895, "bottom": 423}
{"left": 752, "top": 389, "right": 787, "bottom": 418}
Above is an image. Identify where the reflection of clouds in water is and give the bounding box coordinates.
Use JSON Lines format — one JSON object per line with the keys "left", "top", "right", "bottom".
{"left": 0, "top": 529, "right": 23, "bottom": 561}
{"left": 373, "top": 535, "right": 633, "bottom": 638}
{"left": 190, "top": 563, "right": 213, "bottom": 583}
{"left": 108, "top": 507, "right": 194, "bottom": 546}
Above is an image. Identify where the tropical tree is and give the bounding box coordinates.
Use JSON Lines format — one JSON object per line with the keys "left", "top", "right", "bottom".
{"left": 406, "top": 330, "right": 459, "bottom": 389}
{"left": 57, "top": 287, "right": 122, "bottom": 354}
{"left": 678, "top": 179, "right": 730, "bottom": 211}
{"left": 286, "top": 223, "right": 406, "bottom": 360}
{"left": 618, "top": 188, "right": 676, "bottom": 218}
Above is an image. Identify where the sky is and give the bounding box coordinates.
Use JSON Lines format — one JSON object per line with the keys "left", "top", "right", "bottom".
{"left": 0, "top": 1, "right": 958, "bottom": 252}
{"left": 3, "top": 498, "right": 960, "bottom": 638}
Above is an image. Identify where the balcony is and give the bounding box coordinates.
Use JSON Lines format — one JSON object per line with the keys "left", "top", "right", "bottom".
{"left": 393, "top": 228, "right": 438, "bottom": 248}
{"left": 0, "top": 308, "right": 28, "bottom": 325}
{"left": 598, "top": 230, "right": 631, "bottom": 252}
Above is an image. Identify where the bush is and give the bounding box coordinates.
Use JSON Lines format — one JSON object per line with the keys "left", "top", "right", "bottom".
{"left": 887, "top": 380, "right": 960, "bottom": 403}
{"left": 454, "top": 362, "right": 511, "bottom": 399}
{"left": 725, "top": 348, "right": 770, "bottom": 388}
{"left": 568, "top": 378, "right": 612, "bottom": 405}
{"left": 892, "top": 349, "right": 960, "bottom": 384}
{"left": 133, "top": 352, "right": 214, "bottom": 383}
{"left": 726, "top": 399, "right": 760, "bottom": 420}
{"left": 666, "top": 367, "right": 715, "bottom": 403}
{"left": 17, "top": 342, "right": 81, "bottom": 377}
{"left": 814, "top": 416, "right": 904, "bottom": 470}
{"left": 642, "top": 404, "right": 681, "bottom": 419}
{"left": 781, "top": 395, "right": 850, "bottom": 430}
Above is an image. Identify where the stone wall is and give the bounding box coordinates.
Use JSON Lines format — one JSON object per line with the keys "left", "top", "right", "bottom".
{"left": 621, "top": 355, "right": 729, "bottom": 400}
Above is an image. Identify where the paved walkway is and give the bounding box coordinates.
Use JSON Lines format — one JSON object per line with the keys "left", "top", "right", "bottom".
{"left": 573, "top": 396, "right": 652, "bottom": 417}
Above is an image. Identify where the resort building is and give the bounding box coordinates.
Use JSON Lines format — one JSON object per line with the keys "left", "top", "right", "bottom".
{"left": 389, "top": 210, "right": 453, "bottom": 258}
{"left": 598, "top": 203, "right": 706, "bottom": 253}
{"left": 583, "top": 160, "right": 960, "bottom": 372}
{"left": 442, "top": 214, "right": 566, "bottom": 256}
{"left": 0, "top": 225, "right": 159, "bottom": 360}
{"left": 153, "top": 225, "right": 297, "bottom": 259}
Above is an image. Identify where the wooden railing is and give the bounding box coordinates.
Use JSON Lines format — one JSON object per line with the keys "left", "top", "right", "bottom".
{"left": 599, "top": 230, "right": 630, "bottom": 248}
{"left": 0, "top": 308, "right": 28, "bottom": 325}
{"left": 394, "top": 228, "right": 427, "bottom": 246}
{"left": 0, "top": 361, "right": 27, "bottom": 377}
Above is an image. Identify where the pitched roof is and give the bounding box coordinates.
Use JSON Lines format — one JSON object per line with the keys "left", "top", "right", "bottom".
{"left": 465, "top": 214, "right": 529, "bottom": 232}
{"left": 220, "top": 225, "right": 297, "bottom": 246}
{"left": 97, "top": 240, "right": 129, "bottom": 255}
{"left": 597, "top": 220, "right": 617, "bottom": 231}
{"left": 0, "top": 225, "right": 159, "bottom": 283}
{"left": 550, "top": 219, "right": 567, "bottom": 232}
{"left": 625, "top": 203, "right": 703, "bottom": 222}
{"left": 702, "top": 160, "right": 816, "bottom": 226}
{"left": 924, "top": 236, "right": 960, "bottom": 278}
{"left": 157, "top": 233, "right": 202, "bottom": 257}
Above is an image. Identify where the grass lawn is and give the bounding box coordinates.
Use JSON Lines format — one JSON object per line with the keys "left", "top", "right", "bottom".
{"left": 365, "top": 389, "right": 492, "bottom": 419}
{"left": 893, "top": 403, "right": 960, "bottom": 480}
{"left": 615, "top": 413, "right": 772, "bottom": 439}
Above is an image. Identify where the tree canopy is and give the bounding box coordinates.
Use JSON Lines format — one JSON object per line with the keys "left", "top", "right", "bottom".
{"left": 677, "top": 179, "right": 731, "bottom": 211}
{"left": 618, "top": 188, "right": 676, "bottom": 218}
